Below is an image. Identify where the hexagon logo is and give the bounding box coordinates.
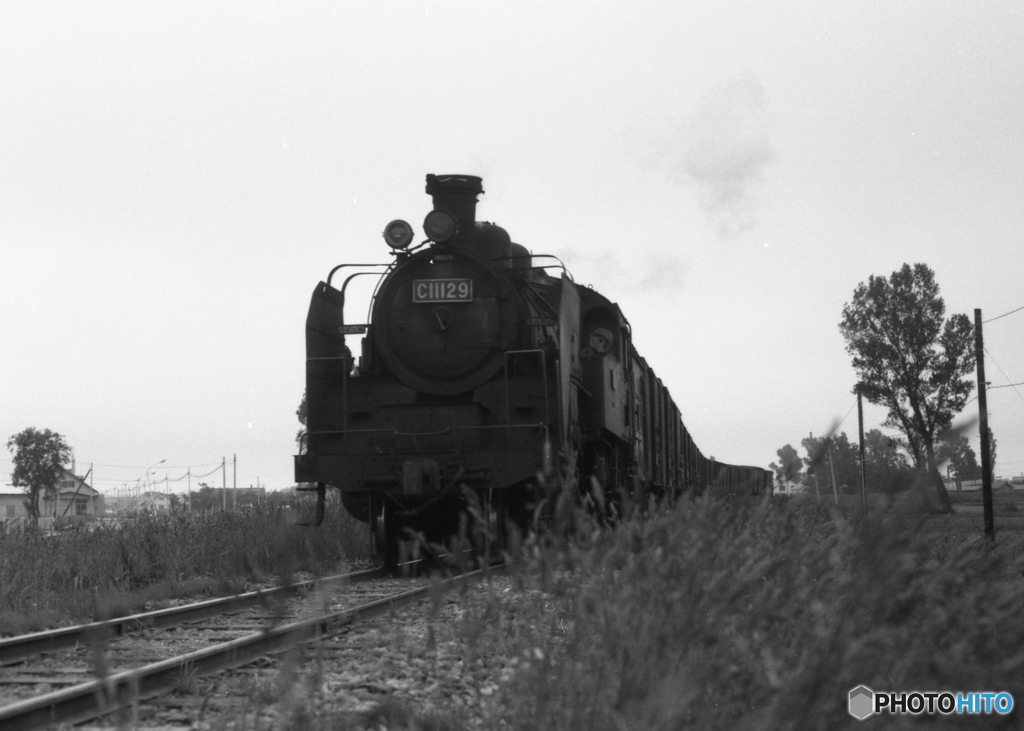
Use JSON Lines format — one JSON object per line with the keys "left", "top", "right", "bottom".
{"left": 849, "top": 686, "right": 874, "bottom": 720}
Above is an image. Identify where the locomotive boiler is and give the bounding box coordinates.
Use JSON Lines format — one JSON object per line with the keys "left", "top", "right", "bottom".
{"left": 295, "top": 174, "right": 770, "bottom": 565}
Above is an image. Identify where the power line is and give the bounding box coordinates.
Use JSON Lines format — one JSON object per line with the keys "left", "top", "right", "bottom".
{"left": 836, "top": 400, "right": 857, "bottom": 430}
{"left": 988, "top": 382, "right": 1024, "bottom": 391}
{"left": 84, "top": 461, "right": 222, "bottom": 470}
{"left": 983, "top": 304, "right": 1024, "bottom": 324}
{"left": 984, "top": 347, "right": 1024, "bottom": 406}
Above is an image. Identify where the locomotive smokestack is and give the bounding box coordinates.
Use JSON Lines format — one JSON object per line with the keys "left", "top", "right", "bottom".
{"left": 425, "top": 174, "right": 483, "bottom": 248}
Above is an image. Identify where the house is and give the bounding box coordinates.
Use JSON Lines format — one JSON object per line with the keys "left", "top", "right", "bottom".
{"left": 44, "top": 467, "right": 104, "bottom": 518}
{"left": 139, "top": 491, "right": 171, "bottom": 513}
{"left": 2, "top": 467, "right": 104, "bottom": 524}
{"left": 0, "top": 489, "right": 29, "bottom": 523}
{"left": 954, "top": 478, "right": 1014, "bottom": 492}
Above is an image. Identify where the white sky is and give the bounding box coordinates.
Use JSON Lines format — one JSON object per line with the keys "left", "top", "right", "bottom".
{"left": 3, "top": 1, "right": 1023, "bottom": 495}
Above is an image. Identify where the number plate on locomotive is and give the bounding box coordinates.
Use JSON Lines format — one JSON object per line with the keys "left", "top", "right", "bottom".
{"left": 412, "top": 279, "right": 473, "bottom": 303}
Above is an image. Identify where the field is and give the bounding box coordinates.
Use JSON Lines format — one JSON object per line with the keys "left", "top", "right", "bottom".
{"left": 0, "top": 494, "right": 369, "bottom": 634}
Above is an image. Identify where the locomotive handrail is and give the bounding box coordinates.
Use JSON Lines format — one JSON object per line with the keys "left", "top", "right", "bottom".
{"left": 510, "top": 253, "right": 573, "bottom": 281}
{"left": 340, "top": 270, "right": 387, "bottom": 302}
{"left": 325, "top": 262, "right": 392, "bottom": 288}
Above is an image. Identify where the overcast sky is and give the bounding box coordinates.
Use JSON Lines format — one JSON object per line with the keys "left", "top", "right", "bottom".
{"left": 3, "top": 1, "right": 1023, "bottom": 496}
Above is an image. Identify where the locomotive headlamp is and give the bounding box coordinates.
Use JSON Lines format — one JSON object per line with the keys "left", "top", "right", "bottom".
{"left": 423, "top": 209, "right": 458, "bottom": 243}
{"left": 383, "top": 220, "right": 414, "bottom": 250}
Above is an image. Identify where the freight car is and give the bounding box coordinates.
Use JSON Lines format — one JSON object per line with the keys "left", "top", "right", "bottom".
{"left": 294, "top": 174, "right": 771, "bottom": 564}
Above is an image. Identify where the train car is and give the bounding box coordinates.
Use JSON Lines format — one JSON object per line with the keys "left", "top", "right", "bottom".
{"left": 294, "top": 174, "right": 771, "bottom": 565}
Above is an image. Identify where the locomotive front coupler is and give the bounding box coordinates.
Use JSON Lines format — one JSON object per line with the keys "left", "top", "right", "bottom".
{"left": 397, "top": 468, "right": 466, "bottom": 519}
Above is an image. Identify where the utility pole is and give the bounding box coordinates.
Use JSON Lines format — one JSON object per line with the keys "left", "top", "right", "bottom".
{"left": 827, "top": 442, "right": 838, "bottom": 504}
{"left": 974, "top": 309, "right": 994, "bottom": 543}
{"left": 810, "top": 432, "right": 820, "bottom": 504}
{"left": 222, "top": 457, "right": 227, "bottom": 511}
{"left": 233, "top": 453, "right": 237, "bottom": 510}
{"left": 857, "top": 385, "right": 867, "bottom": 512}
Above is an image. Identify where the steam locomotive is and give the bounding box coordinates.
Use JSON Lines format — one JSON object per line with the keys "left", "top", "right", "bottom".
{"left": 295, "top": 174, "right": 771, "bottom": 564}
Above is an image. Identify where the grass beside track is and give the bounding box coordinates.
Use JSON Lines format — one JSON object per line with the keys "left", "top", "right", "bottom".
{"left": 6, "top": 488, "right": 1024, "bottom": 729}
{"left": 0, "top": 494, "right": 369, "bottom": 634}
{"left": 338, "top": 491, "right": 1024, "bottom": 730}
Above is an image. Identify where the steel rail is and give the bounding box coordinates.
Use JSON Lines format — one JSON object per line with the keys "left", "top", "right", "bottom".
{"left": 0, "top": 566, "right": 389, "bottom": 666}
{"left": 0, "top": 563, "right": 506, "bottom": 731}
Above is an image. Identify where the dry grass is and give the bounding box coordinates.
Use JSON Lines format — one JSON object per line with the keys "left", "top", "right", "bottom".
{"left": 444, "top": 493, "right": 1024, "bottom": 730}
{"left": 0, "top": 493, "right": 369, "bottom": 633}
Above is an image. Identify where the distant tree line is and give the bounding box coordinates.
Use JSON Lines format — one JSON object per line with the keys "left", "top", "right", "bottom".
{"left": 771, "top": 429, "right": 912, "bottom": 496}
{"left": 176, "top": 485, "right": 279, "bottom": 512}
{"left": 771, "top": 427, "right": 995, "bottom": 496}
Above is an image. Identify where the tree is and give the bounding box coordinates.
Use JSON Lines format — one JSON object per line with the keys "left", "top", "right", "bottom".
{"left": 769, "top": 444, "right": 802, "bottom": 490}
{"left": 936, "top": 432, "right": 980, "bottom": 491}
{"left": 839, "top": 263, "right": 975, "bottom": 513}
{"left": 6, "top": 427, "right": 74, "bottom": 526}
{"left": 802, "top": 432, "right": 861, "bottom": 496}
{"left": 986, "top": 427, "right": 997, "bottom": 477}
{"left": 296, "top": 388, "right": 307, "bottom": 450}
{"left": 863, "top": 429, "right": 914, "bottom": 494}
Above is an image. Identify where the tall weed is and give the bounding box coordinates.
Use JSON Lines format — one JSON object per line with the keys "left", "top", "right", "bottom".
{"left": 0, "top": 493, "right": 368, "bottom": 631}
{"left": 454, "top": 496, "right": 1024, "bottom": 729}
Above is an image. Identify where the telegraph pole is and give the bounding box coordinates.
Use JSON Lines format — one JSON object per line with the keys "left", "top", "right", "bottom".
{"left": 222, "top": 457, "right": 227, "bottom": 511}
{"left": 857, "top": 386, "right": 867, "bottom": 512}
{"left": 233, "top": 454, "right": 237, "bottom": 510}
{"left": 974, "top": 309, "right": 994, "bottom": 543}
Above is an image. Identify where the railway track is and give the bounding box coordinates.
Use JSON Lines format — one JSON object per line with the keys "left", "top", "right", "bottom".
{"left": 0, "top": 562, "right": 505, "bottom": 730}
{"left": 0, "top": 566, "right": 390, "bottom": 666}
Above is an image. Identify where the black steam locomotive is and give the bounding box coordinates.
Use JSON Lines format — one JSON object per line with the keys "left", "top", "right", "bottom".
{"left": 295, "top": 174, "right": 770, "bottom": 564}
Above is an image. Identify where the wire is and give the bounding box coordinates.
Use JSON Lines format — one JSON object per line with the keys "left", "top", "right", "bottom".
{"left": 988, "top": 382, "right": 1024, "bottom": 391}
{"left": 84, "top": 461, "right": 222, "bottom": 470}
{"left": 984, "top": 347, "right": 1024, "bottom": 406}
{"left": 836, "top": 400, "right": 857, "bottom": 430}
{"left": 983, "top": 304, "right": 1024, "bottom": 324}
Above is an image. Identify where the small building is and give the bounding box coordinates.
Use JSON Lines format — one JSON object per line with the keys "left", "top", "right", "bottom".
{"left": 956, "top": 478, "right": 1011, "bottom": 491}
{"left": 2, "top": 467, "right": 104, "bottom": 524}
{"left": 139, "top": 491, "right": 171, "bottom": 513}
{"left": 0, "top": 490, "right": 29, "bottom": 523}
{"left": 44, "top": 468, "right": 104, "bottom": 518}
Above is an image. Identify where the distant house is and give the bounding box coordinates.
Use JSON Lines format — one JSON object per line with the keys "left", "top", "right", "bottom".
{"left": 951, "top": 478, "right": 1015, "bottom": 493}
{"left": 43, "top": 468, "right": 104, "bottom": 518}
{"left": 139, "top": 491, "right": 171, "bottom": 513}
{"left": 0, "top": 489, "right": 29, "bottom": 523}
{"left": 775, "top": 476, "right": 813, "bottom": 495}
{"left": 2, "top": 467, "right": 104, "bottom": 524}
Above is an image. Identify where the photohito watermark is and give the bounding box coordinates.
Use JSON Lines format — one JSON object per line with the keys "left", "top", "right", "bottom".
{"left": 849, "top": 686, "right": 1013, "bottom": 720}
